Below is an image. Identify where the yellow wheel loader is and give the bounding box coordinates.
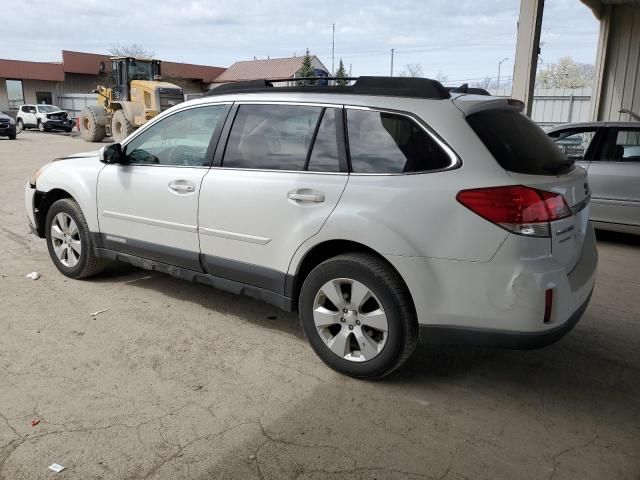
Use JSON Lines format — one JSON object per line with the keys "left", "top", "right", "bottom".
{"left": 79, "top": 57, "right": 184, "bottom": 142}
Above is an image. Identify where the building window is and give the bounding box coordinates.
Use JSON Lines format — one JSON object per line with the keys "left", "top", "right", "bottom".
{"left": 6, "top": 80, "right": 25, "bottom": 110}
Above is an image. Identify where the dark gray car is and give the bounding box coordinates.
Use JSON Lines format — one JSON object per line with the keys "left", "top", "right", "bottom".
{"left": 548, "top": 121, "right": 640, "bottom": 235}
{"left": 0, "top": 111, "right": 17, "bottom": 139}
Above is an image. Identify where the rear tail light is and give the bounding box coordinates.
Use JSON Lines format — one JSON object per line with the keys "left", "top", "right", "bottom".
{"left": 456, "top": 185, "right": 571, "bottom": 237}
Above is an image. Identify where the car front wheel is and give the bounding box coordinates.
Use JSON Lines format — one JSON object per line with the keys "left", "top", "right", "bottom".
{"left": 299, "top": 253, "right": 418, "bottom": 378}
{"left": 45, "top": 199, "right": 107, "bottom": 279}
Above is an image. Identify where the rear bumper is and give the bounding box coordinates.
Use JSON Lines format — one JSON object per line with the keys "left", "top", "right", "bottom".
{"left": 386, "top": 225, "right": 598, "bottom": 348}
{"left": 419, "top": 289, "right": 592, "bottom": 349}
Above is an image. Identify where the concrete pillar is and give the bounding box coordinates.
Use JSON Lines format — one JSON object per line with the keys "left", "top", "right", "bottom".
{"left": 512, "top": 0, "right": 545, "bottom": 116}
{"left": 589, "top": 5, "right": 611, "bottom": 121}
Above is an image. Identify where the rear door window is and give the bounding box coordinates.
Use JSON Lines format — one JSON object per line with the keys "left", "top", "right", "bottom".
{"left": 467, "top": 109, "right": 573, "bottom": 175}
{"left": 548, "top": 128, "right": 597, "bottom": 161}
{"left": 307, "top": 108, "right": 340, "bottom": 172}
{"left": 223, "top": 104, "right": 322, "bottom": 171}
{"left": 222, "top": 104, "right": 343, "bottom": 172}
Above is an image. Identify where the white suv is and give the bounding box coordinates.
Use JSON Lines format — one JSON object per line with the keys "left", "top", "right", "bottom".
{"left": 17, "top": 104, "right": 73, "bottom": 132}
{"left": 25, "top": 77, "right": 597, "bottom": 378}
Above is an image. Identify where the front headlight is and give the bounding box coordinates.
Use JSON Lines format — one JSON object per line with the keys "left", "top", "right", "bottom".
{"left": 9, "top": 117, "right": 15, "bottom": 125}
{"left": 29, "top": 163, "right": 51, "bottom": 187}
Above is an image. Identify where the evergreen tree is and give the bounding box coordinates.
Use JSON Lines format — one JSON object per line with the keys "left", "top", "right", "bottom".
{"left": 296, "top": 49, "right": 315, "bottom": 86}
{"left": 335, "top": 59, "right": 348, "bottom": 86}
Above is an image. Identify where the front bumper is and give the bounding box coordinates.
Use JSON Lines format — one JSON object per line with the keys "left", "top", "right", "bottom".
{"left": 0, "top": 125, "right": 16, "bottom": 136}
{"left": 386, "top": 225, "right": 598, "bottom": 348}
{"left": 25, "top": 181, "right": 38, "bottom": 235}
{"left": 43, "top": 119, "right": 73, "bottom": 130}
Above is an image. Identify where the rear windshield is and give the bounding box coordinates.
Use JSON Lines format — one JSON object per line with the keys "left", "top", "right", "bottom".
{"left": 467, "top": 109, "right": 573, "bottom": 175}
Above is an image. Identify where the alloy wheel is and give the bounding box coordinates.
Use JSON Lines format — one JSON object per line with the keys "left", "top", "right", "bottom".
{"left": 50, "top": 213, "right": 81, "bottom": 267}
{"left": 313, "top": 278, "right": 389, "bottom": 362}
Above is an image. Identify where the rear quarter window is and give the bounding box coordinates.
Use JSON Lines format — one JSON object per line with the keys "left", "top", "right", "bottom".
{"left": 347, "top": 109, "right": 452, "bottom": 174}
{"left": 467, "top": 109, "right": 573, "bottom": 175}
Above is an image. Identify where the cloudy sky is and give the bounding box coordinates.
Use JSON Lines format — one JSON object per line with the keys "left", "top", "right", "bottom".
{"left": 3, "top": 0, "right": 599, "bottom": 83}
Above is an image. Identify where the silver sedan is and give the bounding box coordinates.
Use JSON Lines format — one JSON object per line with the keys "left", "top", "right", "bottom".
{"left": 548, "top": 121, "right": 640, "bottom": 235}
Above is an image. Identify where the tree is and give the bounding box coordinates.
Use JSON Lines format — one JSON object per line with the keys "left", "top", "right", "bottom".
{"left": 536, "top": 56, "right": 594, "bottom": 89}
{"left": 434, "top": 70, "right": 449, "bottom": 84}
{"left": 335, "top": 59, "right": 348, "bottom": 86}
{"left": 399, "top": 63, "right": 423, "bottom": 78}
{"left": 296, "top": 49, "right": 315, "bottom": 86}
{"left": 108, "top": 43, "right": 155, "bottom": 59}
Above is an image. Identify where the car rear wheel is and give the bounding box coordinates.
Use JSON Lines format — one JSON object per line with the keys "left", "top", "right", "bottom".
{"left": 38, "top": 120, "right": 46, "bottom": 132}
{"left": 299, "top": 253, "right": 418, "bottom": 378}
{"left": 45, "top": 199, "right": 107, "bottom": 279}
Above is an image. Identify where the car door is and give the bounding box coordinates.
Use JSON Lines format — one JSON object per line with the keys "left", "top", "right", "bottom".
{"left": 22, "top": 105, "right": 37, "bottom": 126}
{"left": 198, "top": 102, "right": 348, "bottom": 295}
{"left": 587, "top": 126, "right": 640, "bottom": 228}
{"left": 97, "top": 103, "right": 230, "bottom": 271}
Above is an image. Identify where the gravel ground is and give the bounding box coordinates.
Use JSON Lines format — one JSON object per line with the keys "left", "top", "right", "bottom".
{"left": 1, "top": 131, "right": 639, "bottom": 480}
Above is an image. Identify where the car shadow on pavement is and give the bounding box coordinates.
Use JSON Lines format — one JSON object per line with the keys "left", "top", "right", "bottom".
{"left": 91, "top": 261, "right": 305, "bottom": 340}
{"left": 594, "top": 229, "right": 639, "bottom": 246}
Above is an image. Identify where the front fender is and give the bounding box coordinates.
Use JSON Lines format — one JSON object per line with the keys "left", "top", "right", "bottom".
{"left": 35, "top": 156, "right": 103, "bottom": 233}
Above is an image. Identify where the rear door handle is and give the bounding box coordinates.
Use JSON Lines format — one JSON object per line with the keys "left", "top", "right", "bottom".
{"left": 288, "top": 192, "right": 325, "bottom": 203}
{"left": 168, "top": 181, "right": 196, "bottom": 193}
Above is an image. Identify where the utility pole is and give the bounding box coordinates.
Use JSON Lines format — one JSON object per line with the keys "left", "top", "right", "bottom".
{"left": 331, "top": 23, "right": 335, "bottom": 75}
{"left": 497, "top": 57, "right": 509, "bottom": 90}
{"left": 390, "top": 48, "right": 394, "bottom": 77}
{"left": 349, "top": 64, "right": 352, "bottom": 76}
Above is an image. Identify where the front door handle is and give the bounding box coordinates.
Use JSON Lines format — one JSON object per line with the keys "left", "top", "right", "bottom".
{"left": 168, "top": 181, "right": 196, "bottom": 193}
{"left": 288, "top": 191, "right": 325, "bottom": 203}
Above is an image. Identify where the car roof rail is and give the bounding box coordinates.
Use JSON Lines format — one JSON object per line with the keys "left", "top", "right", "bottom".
{"left": 447, "top": 83, "right": 491, "bottom": 96}
{"left": 204, "top": 76, "right": 451, "bottom": 100}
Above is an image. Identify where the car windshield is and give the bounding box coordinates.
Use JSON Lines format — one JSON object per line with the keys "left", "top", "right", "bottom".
{"left": 127, "top": 61, "right": 154, "bottom": 81}
{"left": 37, "top": 105, "right": 61, "bottom": 113}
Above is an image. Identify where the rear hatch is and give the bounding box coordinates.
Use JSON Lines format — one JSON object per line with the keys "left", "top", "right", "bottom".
{"left": 460, "top": 99, "right": 590, "bottom": 272}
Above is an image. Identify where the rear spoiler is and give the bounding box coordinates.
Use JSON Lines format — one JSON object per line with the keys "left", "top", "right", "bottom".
{"left": 446, "top": 83, "right": 491, "bottom": 96}
{"left": 452, "top": 96, "right": 525, "bottom": 116}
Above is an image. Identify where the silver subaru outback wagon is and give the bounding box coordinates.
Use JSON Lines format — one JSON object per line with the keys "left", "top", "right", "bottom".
{"left": 26, "top": 77, "right": 597, "bottom": 378}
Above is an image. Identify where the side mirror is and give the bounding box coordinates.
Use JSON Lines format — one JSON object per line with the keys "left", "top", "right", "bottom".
{"left": 99, "top": 143, "right": 125, "bottom": 164}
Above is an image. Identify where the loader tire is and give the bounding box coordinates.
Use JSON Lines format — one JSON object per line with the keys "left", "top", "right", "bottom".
{"left": 79, "top": 105, "right": 107, "bottom": 142}
{"left": 111, "top": 109, "right": 135, "bottom": 142}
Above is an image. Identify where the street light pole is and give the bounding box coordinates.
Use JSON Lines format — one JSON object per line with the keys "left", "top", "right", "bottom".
{"left": 331, "top": 23, "right": 335, "bottom": 75}
{"left": 390, "top": 48, "right": 395, "bottom": 77}
{"left": 497, "top": 57, "right": 509, "bottom": 90}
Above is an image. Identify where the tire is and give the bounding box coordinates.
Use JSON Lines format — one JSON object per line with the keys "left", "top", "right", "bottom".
{"left": 45, "top": 199, "right": 107, "bottom": 279}
{"left": 16, "top": 118, "right": 24, "bottom": 131}
{"left": 9, "top": 134, "right": 16, "bottom": 140}
{"left": 64, "top": 127, "right": 73, "bottom": 133}
{"left": 38, "top": 120, "right": 46, "bottom": 132}
{"left": 111, "top": 109, "right": 135, "bottom": 142}
{"left": 299, "top": 253, "right": 418, "bottom": 379}
{"left": 79, "top": 105, "right": 107, "bottom": 142}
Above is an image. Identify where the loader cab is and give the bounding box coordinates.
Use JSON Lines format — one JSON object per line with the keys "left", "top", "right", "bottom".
{"left": 109, "top": 57, "right": 162, "bottom": 102}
